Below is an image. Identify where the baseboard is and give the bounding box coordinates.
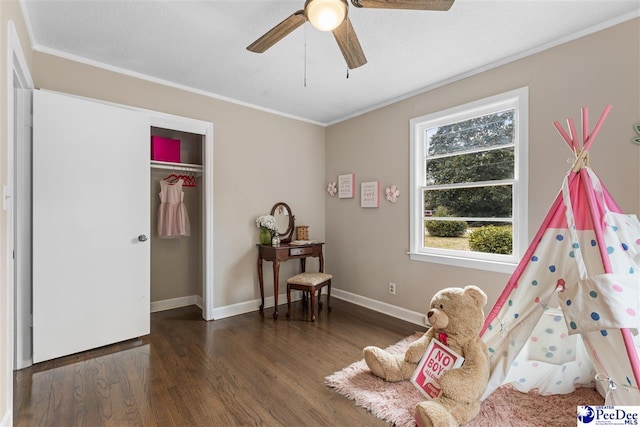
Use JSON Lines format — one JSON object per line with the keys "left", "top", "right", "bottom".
{"left": 152, "top": 290, "right": 426, "bottom": 326}
{"left": 210, "top": 291, "right": 304, "bottom": 320}
{"left": 212, "top": 288, "right": 426, "bottom": 326}
{"left": 15, "top": 356, "right": 31, "bottom": 370}
{"left": 331, "top": 288, "right": 427, "bottom": 326}
{"left": 150, "top": 295, "right": 202, "bottom": 313}
{"left": 1, "top": 409, "right": 11, "bottom": 427}
{"left": 151, "top": 292, "right": 303, "bottom": 319}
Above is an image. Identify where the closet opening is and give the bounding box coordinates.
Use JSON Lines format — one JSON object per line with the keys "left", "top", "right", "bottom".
{"left": 150, "top": 127, "right": 205, "bottom": 315}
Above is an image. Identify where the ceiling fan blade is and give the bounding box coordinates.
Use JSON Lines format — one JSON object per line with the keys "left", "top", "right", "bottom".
{"left": 246, "top": 10, "right": 306, "bottom": 53}
{"left": 350, "top": 0, "right": 454, "bottom": 11}
{"left": 332, "top": 18, "right": 367, "bottom": 69}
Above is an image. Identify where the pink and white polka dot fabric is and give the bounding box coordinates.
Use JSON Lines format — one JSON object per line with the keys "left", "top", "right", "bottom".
{"left": 481, "top": 168, "right": 639, "bottom": 404}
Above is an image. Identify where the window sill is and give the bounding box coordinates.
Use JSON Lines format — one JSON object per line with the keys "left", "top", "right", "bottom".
{"left": 408, "top": 251, "right": 517, "bottom": 274}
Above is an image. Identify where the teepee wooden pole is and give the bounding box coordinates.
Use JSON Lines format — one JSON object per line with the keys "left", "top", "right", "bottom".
{"left": 581, "top": 107, "right": 589, "bottom": 150}
{"left": 567, "top": 117, "right": 579, "bottom": 153}
{"left": 583, "top": 104, "right": 612, "bottom": 151}
{"left": 553, "top": 120, "right": 573, "bottom": 149}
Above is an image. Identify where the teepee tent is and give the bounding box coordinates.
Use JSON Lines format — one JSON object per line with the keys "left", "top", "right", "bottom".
{"left": 480, "top": 106, "right": 640, "bottom": 405}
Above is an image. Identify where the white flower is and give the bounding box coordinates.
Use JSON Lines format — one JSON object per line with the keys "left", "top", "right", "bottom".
{"left": 385, "top": 185, "right": 400, "bottom": 203}
{"left": 256, "top": 214, "right": 277, "bottom": 231}
{"left": 327, "top": 181, "right": 337, "bottom": 197}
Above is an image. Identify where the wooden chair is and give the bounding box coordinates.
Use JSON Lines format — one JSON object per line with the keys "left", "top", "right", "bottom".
{"left": 285, "top": 272, "right": 332, "bottom": 322}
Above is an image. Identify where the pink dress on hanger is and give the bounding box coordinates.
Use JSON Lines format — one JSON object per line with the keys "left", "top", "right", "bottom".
{"left": 158, "top": 178, "right": 191, "bottom": 238}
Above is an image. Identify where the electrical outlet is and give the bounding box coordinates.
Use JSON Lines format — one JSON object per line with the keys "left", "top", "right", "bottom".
{"left": 388, "top": 282, "right": 396, "bottom": 295}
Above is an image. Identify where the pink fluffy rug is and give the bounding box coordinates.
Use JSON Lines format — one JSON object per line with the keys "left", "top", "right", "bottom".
{"left": 325, "top": 333, "right": 604, "bottom": 427}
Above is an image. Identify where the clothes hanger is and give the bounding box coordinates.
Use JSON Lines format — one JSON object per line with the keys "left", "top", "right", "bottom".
{"left": 163, "top": 173, "right": 179, "bottom": 183}
{"left": 162, "top": 170, "right": 197, "bottom": 187}
{"left": 180, "top": 172, "right": 197, "bottom": 188}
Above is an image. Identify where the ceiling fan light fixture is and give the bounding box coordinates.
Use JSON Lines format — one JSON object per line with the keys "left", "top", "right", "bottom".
{"left": 304, "top": 0, "right": 348, "bottom": 31}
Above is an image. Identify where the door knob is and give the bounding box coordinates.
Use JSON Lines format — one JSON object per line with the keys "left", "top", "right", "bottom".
{"left": 138, "top": 234, "right": 148, "bottom": 242}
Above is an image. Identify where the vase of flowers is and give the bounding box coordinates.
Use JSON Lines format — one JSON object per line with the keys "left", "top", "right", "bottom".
{"left": 256, "top": 214, "right": 277, "bottom": 245}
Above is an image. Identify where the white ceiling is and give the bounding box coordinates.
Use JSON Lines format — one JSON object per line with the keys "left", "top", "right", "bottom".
{"left": 21, "top": 0, "right": 639, "bottom": 125}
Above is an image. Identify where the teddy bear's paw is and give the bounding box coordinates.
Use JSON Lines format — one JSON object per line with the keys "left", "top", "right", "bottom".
{"left": 404, "top": 345, "right": 424, "bottom": 364}
{"left": 415, "top": 401, "right": 458, "bottom": 427}
{"left": 363, "top": 346, "right": 411, "bottom": 382}
{"left": 363, "top": 346, "right": 388, "bottom": 379}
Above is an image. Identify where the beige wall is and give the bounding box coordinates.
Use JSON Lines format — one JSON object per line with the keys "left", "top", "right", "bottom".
{"left": 325, "top": 18, "right": 640, "bottom": 315}
{"left": 1, "top": 1, "right": 32, "bottom": 422}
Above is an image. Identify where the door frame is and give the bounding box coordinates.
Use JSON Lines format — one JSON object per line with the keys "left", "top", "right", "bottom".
{"left": 6, "top": 18, "right": 34, "bottom": 418}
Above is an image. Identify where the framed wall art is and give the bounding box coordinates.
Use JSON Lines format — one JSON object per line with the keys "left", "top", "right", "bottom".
{"left": 338, "top": 173, "right": 355, "bottom": 198}
{"left": 361, "top": 181, "right": 380, "bottom": 208}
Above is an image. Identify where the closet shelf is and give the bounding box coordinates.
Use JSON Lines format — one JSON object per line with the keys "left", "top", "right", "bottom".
{"left": 150, "top": 160, "right": 203, "bottom": 174}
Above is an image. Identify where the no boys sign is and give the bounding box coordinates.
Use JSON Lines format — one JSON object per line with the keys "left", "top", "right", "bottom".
{"left": 411, "top": 338, "right": 465, "bottom": 399}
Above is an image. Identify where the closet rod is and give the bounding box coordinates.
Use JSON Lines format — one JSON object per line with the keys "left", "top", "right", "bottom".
{"left": 150, "top": 160, "right": 203, "bottom": 173}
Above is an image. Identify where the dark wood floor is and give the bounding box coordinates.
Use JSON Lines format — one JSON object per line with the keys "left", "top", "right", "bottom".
{"left": 14, "top": 298, "right": 423, "bottom": 426}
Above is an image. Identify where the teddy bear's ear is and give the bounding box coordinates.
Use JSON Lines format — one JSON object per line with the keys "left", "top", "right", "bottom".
{"left": 464, "top": 285, "right": 488, "bottom": 307}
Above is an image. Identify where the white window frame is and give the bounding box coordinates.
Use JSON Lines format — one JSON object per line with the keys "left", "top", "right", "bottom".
{"left": 409, "top": 87, "right": 529, "bottom": 273}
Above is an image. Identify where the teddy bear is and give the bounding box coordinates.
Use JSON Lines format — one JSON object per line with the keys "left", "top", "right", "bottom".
{"left": 363, "top": 285, "right": 490, "bottom": 427}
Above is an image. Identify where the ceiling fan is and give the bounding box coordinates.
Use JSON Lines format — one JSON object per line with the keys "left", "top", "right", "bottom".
{"left": 246, "top": 0, "right": 455, "bottom": 70}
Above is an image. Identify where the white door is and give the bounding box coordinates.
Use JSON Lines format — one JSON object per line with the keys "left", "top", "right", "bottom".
{"left": 32, "top": 90, "right": 150, "bottom": 363}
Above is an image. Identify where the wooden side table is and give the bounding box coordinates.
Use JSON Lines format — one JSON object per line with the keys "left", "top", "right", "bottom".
{"left": 256, "top": 242, "right": 324, "bottom": 319}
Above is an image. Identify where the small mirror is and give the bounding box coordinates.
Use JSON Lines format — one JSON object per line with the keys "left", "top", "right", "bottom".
{"left": 270, "top": 202, "right": 295, "bottom": 243}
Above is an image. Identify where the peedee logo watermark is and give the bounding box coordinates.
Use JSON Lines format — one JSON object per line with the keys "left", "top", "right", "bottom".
{"left": 578, "top": 406, "right": 640, "bottom": 426}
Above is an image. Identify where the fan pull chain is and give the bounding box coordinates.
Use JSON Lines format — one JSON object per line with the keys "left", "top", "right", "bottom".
{"left": 304, "top": 22, "right": 307, "bottom": 88}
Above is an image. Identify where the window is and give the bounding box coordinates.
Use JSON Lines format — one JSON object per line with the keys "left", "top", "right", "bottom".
{"left": 409, "top": 88, "right": 528, "bottom": 273}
